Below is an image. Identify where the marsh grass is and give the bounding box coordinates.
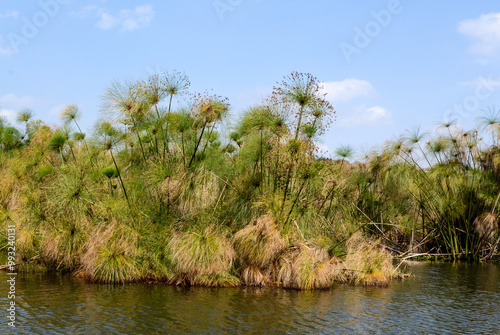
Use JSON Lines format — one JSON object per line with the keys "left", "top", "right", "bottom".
{"left": 168, "top": 225, "right": 238, "bottom": 286}
{"left": 1, "top": 72, "right": 498, "bottom": 287}
{"left": 344, "top": 232, "right": 396, "bottom": 286}
{"left": 79, "top": 222, "right": 141, "bottom": 283}
{"left": 136, "top": 228, "right": 175, "bottom": 282}
{"left": 233, "top": 215, "right": 287, "bottom": 268}
{"left": 241, "top": 265, "right": 269, "bottom": 287}
{"left": 474, "top": 212, "right": 498, "bottom": 248}
{"left": 232, "top": 215, "right": 287, "bottom": 286}
{"left": 40, "top": 220, "right": 88, "bottom": 270}
{"left": 177, "top": 168, "right": 220, "bottom": 216}
{"left": 275, "top": 243, "right": 341, "bottom": 290}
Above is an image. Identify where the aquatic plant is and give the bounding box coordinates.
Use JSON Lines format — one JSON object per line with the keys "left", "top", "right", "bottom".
{"left": 79, "top": 222, "right": 141, "bottom": 284}
{"left": 1, "top": 70, "right": 498, "bottom": 289}
{"left": 168, "top": 225, "right": 238, "bottom": 287}
{"left": 233, "top": 215, "right": 287, "bottom": 286}
{"left": 344, "top": 232, "right": 398, "bottom": 286}
{"left": 275, "top": 243, "right": 341, "bottom": 290}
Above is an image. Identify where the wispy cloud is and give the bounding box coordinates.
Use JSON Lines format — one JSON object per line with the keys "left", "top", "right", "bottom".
{"left": 0, "top": 93, "right": 38, "bottom": 108}
{"left": 459, "top": 76, "right": 500, "bottom": 88}
{"left": 316, "top": 143, "right": 333, "bottom": 157}
{"left": 0, "top": 108, "right": 16, "bottom": 124}
{"left": 0, "top": 94, "right": 39, "bottom": 124}
{"left": 337, "top": 104, "right": 391, "bottom": 128}
{"left": 73, "top": 5, "right": 99, "bottom": 19}
{"left": 236, "top": 86, "right": 272, "bottom": 106}
{"left": 0, "top": 9, "right": 20, "bottom": 19}
{"left": 458, "top": 12, "right": 500, "bottom": 57}
{"left": 321, "top": 79, "right": 375, "bottom": 102}
{"left": 74, "top": 4, "right": 155, "bottom": 31}
{"left": 0, "top": 36, "right": 16, "bottom": 55}
{"left": 48, "top": 104, "right": 66, "bottom": 118}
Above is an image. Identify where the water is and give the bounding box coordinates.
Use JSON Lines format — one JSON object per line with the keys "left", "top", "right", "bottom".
{"left": 1, "top": 262, "right": 499, "bottom": 334}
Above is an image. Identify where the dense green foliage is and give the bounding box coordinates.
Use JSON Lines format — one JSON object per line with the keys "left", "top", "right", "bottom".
{"left": 0, "top": 71, "right": 498, "bottom": 287}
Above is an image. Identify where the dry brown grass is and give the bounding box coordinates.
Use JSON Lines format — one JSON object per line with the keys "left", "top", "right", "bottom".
{"left": 343, "top": 232, "right": 396, "bottom": 286}
{"left": 241, "top": 265, "right": 269, "bottom": 287}
{"left": 78, "top": 221, "right": 141, "bottom": 283}
{"left": 474, "top": 212, "right": 497, "bottom": 243}
{"left": 275, "top": 243, "right": 343, "bottom": 290}
{"left": 40, "top": 220, "right": 88, "bottom": 270}
{"left": 144, "top": 163, "right": 185, "bottom": 206}
{"left": 233, "top": 214, "right": 287, "bottom": 268}
{"left": 192, "top": 272, "right": 240, "bottom": 287}
{"left": 177, "top": 169, "right": 220, "bottom": 216}
{"left": 168, "top": 225, "right": 238, "bottom": 286}
{"left": 0, "top": 171, "right": 18, "bottom": 210}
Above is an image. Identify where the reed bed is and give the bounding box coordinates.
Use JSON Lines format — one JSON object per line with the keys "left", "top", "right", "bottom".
{"left": 0, "top": 71, "right": 498, "bottom": 287}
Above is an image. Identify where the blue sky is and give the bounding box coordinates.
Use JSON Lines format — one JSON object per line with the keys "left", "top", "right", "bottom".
{"left": 1, "top": 0, "right": 500, "bottom": 157}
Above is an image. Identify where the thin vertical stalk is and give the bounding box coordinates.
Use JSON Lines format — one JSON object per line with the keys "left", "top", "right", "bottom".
{"left": 294, "top": 107, "right": 304, "bottom": 140}
{"left": 260, "top": 130, "right": 264, "bottom": 191}
{"left": 110, "top": 150, "right": 131, "bottom": 209}
{"left": 188, "top": 123, "right": 206, "bottom": 168}
{"left": 181, "top": 132, "right": 186, "bottom": 167}
{"left": 284, "top": 178, "right": 308, "bottom": 227}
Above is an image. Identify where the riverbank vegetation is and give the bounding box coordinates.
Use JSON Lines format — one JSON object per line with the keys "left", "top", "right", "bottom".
{"left": 0, "top": 72, "right": 499, "bottom": 288}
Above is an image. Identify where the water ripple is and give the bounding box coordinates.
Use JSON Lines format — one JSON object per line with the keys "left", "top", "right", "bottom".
{"left": 0, "top": 263, "right": 499, "bottom": 334}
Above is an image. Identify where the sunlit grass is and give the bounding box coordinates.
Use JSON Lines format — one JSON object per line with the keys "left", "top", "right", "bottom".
{"left": 0, "top": 71, "right": 498, "bottom": 288}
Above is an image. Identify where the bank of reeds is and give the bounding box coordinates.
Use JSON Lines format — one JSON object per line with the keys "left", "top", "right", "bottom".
{"left": 0, "top": 71, "right": 498, "bottom": 288}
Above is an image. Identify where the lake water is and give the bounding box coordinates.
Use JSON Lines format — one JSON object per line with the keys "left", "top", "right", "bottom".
{"left": 1, "top": 262, "right": 499, "bottom": 334}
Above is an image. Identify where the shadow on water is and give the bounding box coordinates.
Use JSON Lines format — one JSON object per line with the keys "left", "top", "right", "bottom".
{"left": 0, "top": 262, "right": 499, "bottom": 334}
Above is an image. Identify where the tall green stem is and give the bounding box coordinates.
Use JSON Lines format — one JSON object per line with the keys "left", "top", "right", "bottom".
{"left": 188, "top": 123, "right": 206, "bottom": 168}
{"left": 294, "top": 107, "right": 304, "bottom": 140}
{"left": 110, "top": 150, "right": 131, "bottom": 209}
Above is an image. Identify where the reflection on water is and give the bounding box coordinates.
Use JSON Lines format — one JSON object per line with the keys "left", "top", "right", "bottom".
{"left": 0, "top": 263, "right": 499, "bottom": 334}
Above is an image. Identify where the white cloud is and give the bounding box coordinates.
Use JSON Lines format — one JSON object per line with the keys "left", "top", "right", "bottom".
{"left": 75, "top": 5, "right": 154, "bottom": 31}
{"left": 72, "top": 5, "right": 99, "bottom": 18}
{"left": 0, "top": 93, "right": 38, "bottom": 108}
{"left": 97, "top": 12, "right": 118, "bottom": 30}
{"left": 237, "top": 86, "right": 272, "bottom": 106}
{"left": 0, "top": 10, "right": 20, "bottom": 57}
{"left": 0, "top": 9, "right": 19, "bottom": 19}
{"left": 320, "top": 78, "right": 375, "bottom": 102}
{"left": 0, "top": 36, "right": 16, "bottom": 55}
{"left": 336, "top": 104, "right": 391, "bottom": 128}
{"left": 316, "top": 143, "right": 333, "bottom": 157}
{"left": 458, "top": 12, "right": 500, "bottom": 57}
{"left": 48, "top": 104, "right": 66, "bottom": 118}
{"left": 120, "top": 5, "right": 154, "bottom": 31}
{"left": 0, "top": 94, "right": 39, "bottom": 124}
{"left": 0, "top": 108, "right": 16, "bottom": 124}
{"left": 459, "top": 76, "right": 500, "bottom": 88}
